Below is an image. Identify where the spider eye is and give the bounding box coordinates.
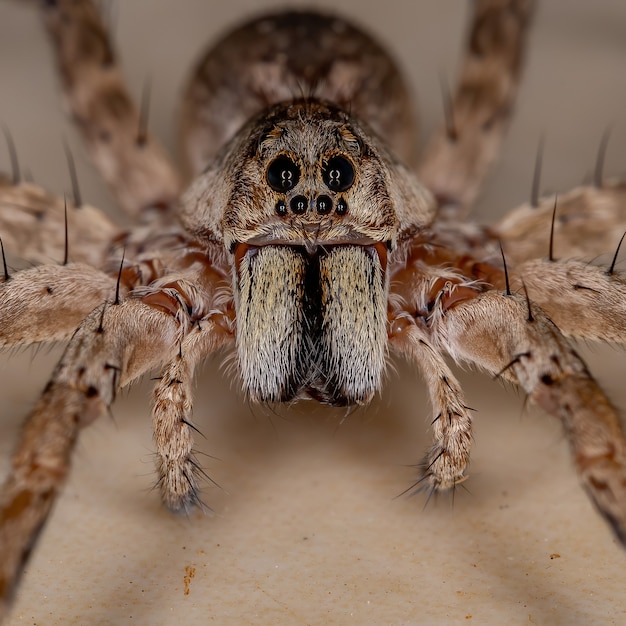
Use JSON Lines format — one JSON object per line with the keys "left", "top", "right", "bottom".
{"left": 267, "top": 156, "right": 300, "bottom": 192}
{"left": 290, "top": 195, "right": 308, "bottom": 215}
{"left": 322, "top": 155, "right": 355, "bottom": 192}
{"left": 316, "top": 195, "right": 332, "bottom": 215}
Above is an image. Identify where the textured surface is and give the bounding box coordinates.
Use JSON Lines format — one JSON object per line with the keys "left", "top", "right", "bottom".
{"left": 1, "top": 1, "right": 626, "bottom": 624}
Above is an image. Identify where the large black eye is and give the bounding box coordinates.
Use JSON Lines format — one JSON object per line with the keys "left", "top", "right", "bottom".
{"left": 322, "top": 155, "right": 355, "bottom": 192}
{"left": 267, "top": 156, "right": 300, "bottom": 192}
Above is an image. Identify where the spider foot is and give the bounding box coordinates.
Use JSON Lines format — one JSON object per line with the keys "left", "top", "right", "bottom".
{"left": 419, "top": 444, "right": 470, "bottom": 493}
{"left": 155, "top": 453, "right": 211, "bottom": 514}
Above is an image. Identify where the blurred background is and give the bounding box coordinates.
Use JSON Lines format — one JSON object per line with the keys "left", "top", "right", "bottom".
{"left": 1, "top": 1, "right": 626, "bottom": 624}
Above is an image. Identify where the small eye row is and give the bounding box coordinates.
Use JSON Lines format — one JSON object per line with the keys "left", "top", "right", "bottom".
{"left": 275, "top": 195, "right": 348, "bottom": 216}
{"left": 266, "top": 155, "right": 355, "bottom": 193}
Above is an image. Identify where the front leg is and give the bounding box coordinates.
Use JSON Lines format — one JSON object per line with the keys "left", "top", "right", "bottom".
{"left": 153, "top": 313, "right": 233, "bottom": 513}
{"left": 390, "top": 315, "right": 474, "bottom": 494}
{"left": 0, "top": 299, "right": 185, "bottom": 618}
{"left": 389, "top": 251, "right": 482, "bottom": 494}
{"left": 0, "top": 264, "right": 116, "bottom": 347}
{"left": 434, "top": 291, "right": 626, "bottom": 545}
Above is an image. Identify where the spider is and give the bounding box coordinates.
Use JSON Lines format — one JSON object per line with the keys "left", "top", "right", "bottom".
{"left": 1, "top": 0, "right": 626, "bottom": 623}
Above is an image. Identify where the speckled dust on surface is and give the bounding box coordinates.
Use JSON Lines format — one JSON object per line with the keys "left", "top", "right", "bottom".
{"left": 1, "top": 1, "right": 626, "bottom": 625}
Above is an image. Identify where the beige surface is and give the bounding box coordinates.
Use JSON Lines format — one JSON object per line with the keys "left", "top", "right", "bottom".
{"left": 1, "top": 1, "right": 626, "bottom": 625}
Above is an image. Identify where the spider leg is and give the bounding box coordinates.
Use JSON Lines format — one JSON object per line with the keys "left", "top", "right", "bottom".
{"left": 433, "top": 290, "right": 626, "bottom": 545}
{"left": 152, "top": 318, "right": 232, "bottom": 513}
{"left": 510, "top": 259, "right": 626, "bottom": 343}
{"left": 137, "top": 254, "right": 234, "bottom": 512}
{"left": 0, "top": 264, "right": 117, "bottom": 346}
{"left": 493, "top": 182, "right": 626, "bottom": 264}
{"left": 421, "top": 180, "right": 626, "bottom": 344}
{"left": 389, "top": 317, "right": 473, "bottom": 493}
{"left": 0, "top": 178, "right": 119, "bottom": 267}
{"left": 0, "top": 297, "right": 189, "bottom": 617}
{"left": 40, "top": 0, "right": 181, "bottom": 216}
{"left": 389, "top": 243, "right": 487, "bottom": 494}
{"left": 417, "top": 0, "right": 535, "bottom": 217}
{"left": 0, "top": 229, "right": 233, "bottom": 614}
{"left": 483, "top": 181, "right": 626, "bottom": 342}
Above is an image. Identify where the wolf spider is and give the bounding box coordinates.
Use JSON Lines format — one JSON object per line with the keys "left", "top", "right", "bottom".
{"left": 1, "top": 0, "right": 626, "bottom": 622}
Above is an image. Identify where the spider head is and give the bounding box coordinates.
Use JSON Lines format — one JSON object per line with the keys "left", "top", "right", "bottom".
{"left": 181, "top": 100, "right": 434, "bottom": 406}
{"left": 181, "top": 99, "right": 434, "bottom": 254}
{"left": 223, "top": 99, "right": 398, "bottom": 257}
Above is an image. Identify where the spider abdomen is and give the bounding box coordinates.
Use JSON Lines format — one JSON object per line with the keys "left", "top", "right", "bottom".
{"left": 180, "top": 10, "right": 418, "bottom": 179}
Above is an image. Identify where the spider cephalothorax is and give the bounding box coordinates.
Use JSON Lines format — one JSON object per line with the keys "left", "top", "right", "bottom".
{"left": 183, "top": 98, "right": 433, "bottom": 405}
{"left": 1, "top": 1, "right": 626, "bottom": 622}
